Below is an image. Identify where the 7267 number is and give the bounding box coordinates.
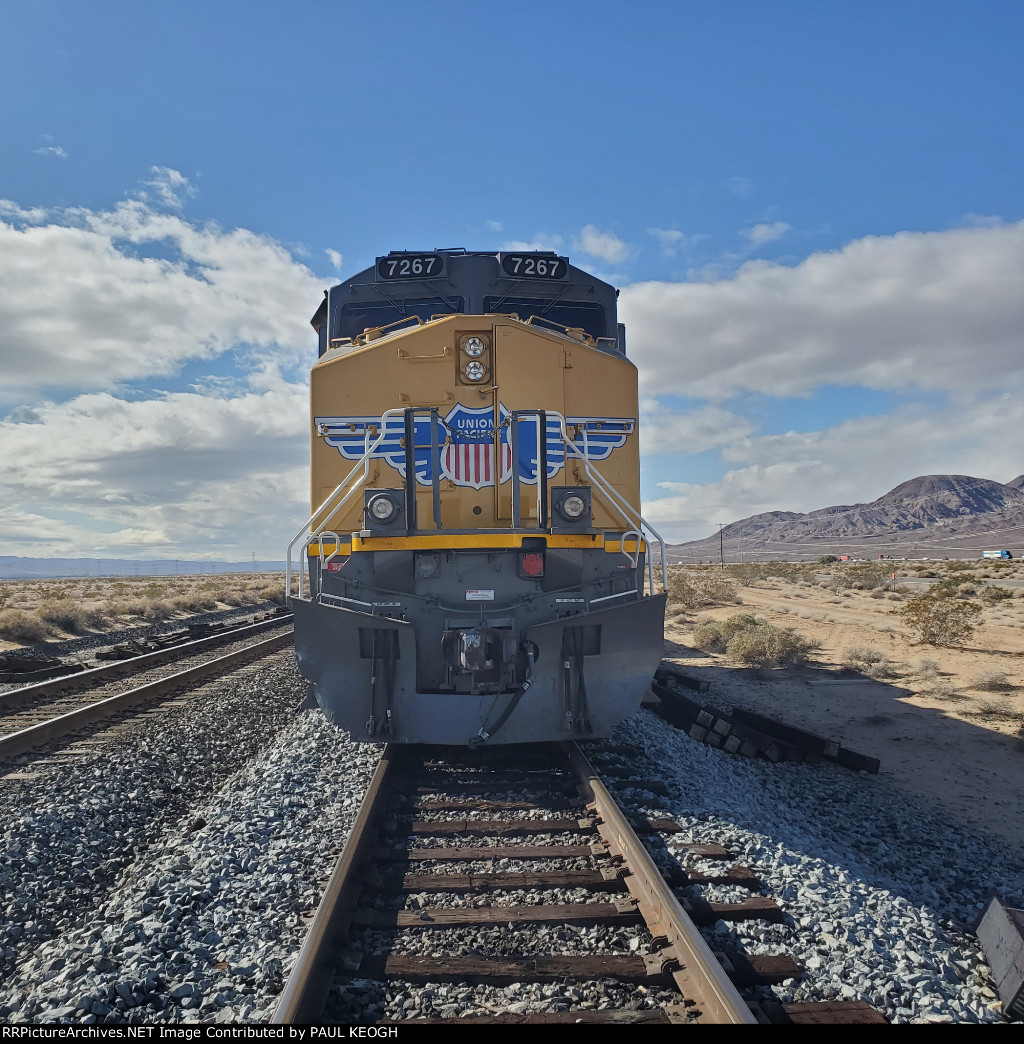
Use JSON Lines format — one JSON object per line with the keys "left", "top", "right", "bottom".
{"left": 501, "top": 254, "right": 567, "bottom": 279}
{"left": 377, "top": 254, "right": 442, "bottom": 280}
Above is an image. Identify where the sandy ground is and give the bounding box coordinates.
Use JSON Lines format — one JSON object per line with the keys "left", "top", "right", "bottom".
{"left": 664, "top": 575, "right": 1024, "bottom": 852}
{"left": 0, "top": 572, "right": 287, "bottom": 653}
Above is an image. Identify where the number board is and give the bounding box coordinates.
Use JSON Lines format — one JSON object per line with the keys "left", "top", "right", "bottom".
{"left": 500, "top": 254, "right": 569, "bottom": 280}
{"left": 376, "top": 253, "right": 445, "bottom": 280}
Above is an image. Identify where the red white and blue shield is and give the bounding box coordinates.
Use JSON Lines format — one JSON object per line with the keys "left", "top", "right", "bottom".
{"left": 440, "top": 403, "right": 508, "bottom": 490}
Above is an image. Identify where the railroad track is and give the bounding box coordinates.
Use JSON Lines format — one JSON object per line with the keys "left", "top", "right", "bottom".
{"left": 0, "top": 616, "right": 294, "bottom": 769}
{"left": 274, "top": 741, "right": 766, "bottom": 1025}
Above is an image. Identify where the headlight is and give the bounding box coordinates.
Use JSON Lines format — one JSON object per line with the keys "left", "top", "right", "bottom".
{"left": 552, "top": 487, "right": 591, "bottom": 528}
{"left": 560, "top": 494, "right": 587, "bottom": 519}
{"left": 367, "top": 493, "right": 399, "bottom": 523}
{"left": 464, "top": 360, "right": 486, "bottom": 382}
{"left": 463, "top": 336, "right": 485, "bottom": 357}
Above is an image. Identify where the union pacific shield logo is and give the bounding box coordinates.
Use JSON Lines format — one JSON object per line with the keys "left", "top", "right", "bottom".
{"left": 440, "top": 403, "right": 509, "bottom": 491}
{"left": 315, "top": 405, "right": 634, "bottom": 488}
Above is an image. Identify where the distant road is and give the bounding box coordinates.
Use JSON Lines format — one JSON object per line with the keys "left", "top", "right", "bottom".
{"left": 893, "top": 576, "right": 1024, "bottom": 589}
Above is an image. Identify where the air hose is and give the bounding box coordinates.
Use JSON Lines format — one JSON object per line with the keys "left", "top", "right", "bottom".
{"left": 469, "top": 643, "right": 536, "bottom": 747}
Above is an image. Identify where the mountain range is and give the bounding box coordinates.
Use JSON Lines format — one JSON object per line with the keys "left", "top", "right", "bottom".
{"left": 668, "top": 474, "right": 1024, "bottom": 561}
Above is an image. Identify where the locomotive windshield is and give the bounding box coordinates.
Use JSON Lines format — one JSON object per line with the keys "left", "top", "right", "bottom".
{"left": 314, "top": 249, "right": 622, "bottom": 356}
{"left": 482, "top": 296, "right": 605, "bottom": 342}
{"left": 339, "top": 296, "right": 465, "bottom": 333}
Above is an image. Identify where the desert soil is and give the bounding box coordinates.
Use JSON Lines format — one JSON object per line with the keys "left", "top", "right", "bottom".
{"left": 665, "top": 576, "right": 1024, "bottom": 852}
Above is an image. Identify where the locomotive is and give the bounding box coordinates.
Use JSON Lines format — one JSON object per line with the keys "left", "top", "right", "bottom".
{"left": 287, "top": 249, "right": 666, "bottom": 745}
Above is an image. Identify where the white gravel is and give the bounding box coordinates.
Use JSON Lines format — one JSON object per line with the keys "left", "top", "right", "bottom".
{"left": 3, "top": 675, "right": 1019, "bottom": 1025}
{"left": 590, "top": 710, "right": 1023, "bottom": 1024}
{"left": 0, "top": 656, "right": 380, "bottom": 1024}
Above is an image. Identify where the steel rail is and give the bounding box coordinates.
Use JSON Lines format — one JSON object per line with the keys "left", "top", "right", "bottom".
{"left": 272, "top": 745, "right": 399, "bottom": 1023}
{"left": 0, "top": 629, "right": 294, "bottom": 763}
{"left": 0, "top": 614, "right": 293, "bottom": 713}
{"left": 564, "top": 741, "right": 758, "bottom": 1024}
{"left": 275, "top": 743, "right": 757, "bottom": 1025}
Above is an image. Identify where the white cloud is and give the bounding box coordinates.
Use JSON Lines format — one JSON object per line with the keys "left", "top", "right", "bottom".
{"left": 0, "top": 180, "right": 325, "bottom": 397}
{"left": 33, "top": 145, "right": 68, "bottom": 159}
{"left": 620, "top": 220, "right": 1024, "bottom": 400}
{"left": 502, "top": 232, "right": 563, "bottom": 252}
{"left": 486, "top": 220, "right": 504, "bottom": 232}
{"left": 646, "top": 227, "right": 702, "bottom": 258}
{"left": 642, "top": 396, "right": 1024, "bottom": 542}
{"left": 746, "top": 221, "right": 790, "bottom": 245}
{"left": 138, "top": 166, "right": 196, "bottom": 208}
{"left": 959, "top": 213, "right": 1004, "bottom": 229}
{"left": 326, "top": 248, "right": 343, "bottom": 270}
{"left": 0, "top": 378, "right": 309, "bottom": 558}
{"left": 574, "top": 224, "right": 630, "bottom": 264}
{"left": 639, "top": 400, "right": 754, "bottom": 455}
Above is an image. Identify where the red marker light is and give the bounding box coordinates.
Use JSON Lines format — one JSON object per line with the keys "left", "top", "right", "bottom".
{"left": 519, "top": 552, "right": 545, "bottom": 578}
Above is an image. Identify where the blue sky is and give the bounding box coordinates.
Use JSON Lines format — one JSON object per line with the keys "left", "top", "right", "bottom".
{"left": 1, "top": 0, "right": 1022, "bottom": 557}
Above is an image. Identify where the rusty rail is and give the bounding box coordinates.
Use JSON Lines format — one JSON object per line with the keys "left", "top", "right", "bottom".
{"left": 0, "top": 613, "right": 293, "bottom": 713}
{"left": 274, "top": 742, "right": 756, "bottom": 1024}
{"left": 273, "top": 745, "right": 399, "bottom": 1022}
{"left": 564, "top": 742, "right": 758, "bottom": 1024}
{"left": 0, "top": 628, "right": 294, "bottom": 762}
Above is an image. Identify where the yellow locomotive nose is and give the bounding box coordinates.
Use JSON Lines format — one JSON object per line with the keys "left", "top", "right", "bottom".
{"left": 288, "top": 249, "right": 666, "bottom": 745}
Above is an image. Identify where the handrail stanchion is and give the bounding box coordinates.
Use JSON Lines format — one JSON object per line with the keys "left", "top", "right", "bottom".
{"left": 429, "top": 408, "right": 442, "bottom": 529}
{"left": 511, "top": 417, "right": 522, "bottom": 529}
{"left": 551, "top": 410, "right": 668, "bottom": 592}
{"left": 286, "top": 408, "right": 405, "bottom": 603}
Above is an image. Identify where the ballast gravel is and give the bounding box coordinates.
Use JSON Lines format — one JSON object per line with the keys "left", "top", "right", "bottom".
{"left": 2, "top": 671, "right": 1021, "bottom": 1025}
{"left": 590, "top": 710, "right": 1024, "bottom": 1024}
{"left": 0, "top": 656, "right": 380, "bottom": 1024}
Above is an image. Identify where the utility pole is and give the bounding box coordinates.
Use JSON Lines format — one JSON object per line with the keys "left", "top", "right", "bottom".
{"left": 716, "top": 523, "right": 726, "bottom": 568}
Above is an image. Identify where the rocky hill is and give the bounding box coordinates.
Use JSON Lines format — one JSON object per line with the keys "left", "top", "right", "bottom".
{"left": 668, "top": 474, "right": 1024, "bottom": 561}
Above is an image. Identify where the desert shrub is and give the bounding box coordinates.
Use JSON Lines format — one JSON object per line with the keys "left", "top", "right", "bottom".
{"left": 929, "top": 577, "right": 964, "bottom": 598}
{"left": 108, "top": 597, "right": 153, "bottom": 619}
{"left": 141, "top": 599, "right": 175, "bottom": 621}
{"left": 956, "top": 583, "right": 978, "bottom": 597}
{"left": 981, "top": 585, "right": 1013, "bottom": 603}
{"left": 692, "top": 612, "right": 760, "bottom": 653}
{"left": 725, "top": 563, "right": 765, "bottom": 587}
{"left": 927, "top": 680, "right": 962, "bottom": 700}
{"left": 899, "top": 589, "right": 983, "bottom": 647}
{"left": 824, "top": 563, "right": 888, "bottom": 593}
{"left": 914, "top": 658, "right": 941, "bottom": 681}
{"left": 172, "top": 593, "right": 218, "bottom": 613}
{"left": 0, "top": 609, "right": 52, "bottom": 642}
{"left": 818, "top": 555, "right": 839, "bottom": 565}
{"left": 762, "top": 562, "right": 814, "bottom": 582}
{"left": 971, "top": 670, "right": 1014, "bottom": 692}
{"left": 258, "top": 583, "right": 288, "bottom": 605}
{"left": 35, "top": 601, "right": 105, "bottom": 633}
{"left": 842, "top": 645, "right": 898, "bottom": 679}
{"left": 220, "top": 589, "right": 258, "bottom": 607}
{"left": 973, "top": 698, "right": 1017, "bottom": 719}
{"left": 842, "top": 645, "right": 886, "bottom": 669}
{"left": 725, "top": 620, "right": 814, "bottom": 669}
{"left": 945, "top": 560, "right": 972, "bottom": 572}
{"left": 667, "top": 569, "right": 739, "bottom": 611}
{"left": 870, "top": 589, "right": 886, "bottom": 599}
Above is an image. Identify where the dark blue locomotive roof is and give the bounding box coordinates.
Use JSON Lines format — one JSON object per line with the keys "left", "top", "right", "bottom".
{"left": 310, "top": 248, "right": 625, "bottom": 358}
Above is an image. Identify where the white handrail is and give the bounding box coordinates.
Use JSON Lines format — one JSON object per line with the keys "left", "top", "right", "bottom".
{"left": 552, "top": 411, "right": 667, "bottom": 592}
{"left": 286, "top": 408, "right": 406, "bottom": 601}
{"left": 287, "top": 405, "right": 667, "bottom": 601}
